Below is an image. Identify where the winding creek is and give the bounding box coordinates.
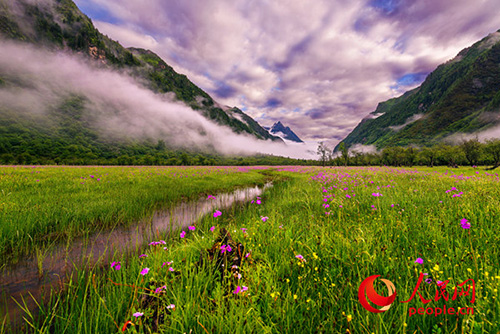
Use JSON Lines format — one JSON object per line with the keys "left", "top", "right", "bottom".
{"left": 0, "top": 182, "right": 271, "bottom": 330}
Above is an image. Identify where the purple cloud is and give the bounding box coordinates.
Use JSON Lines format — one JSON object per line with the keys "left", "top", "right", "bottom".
{"left": 75, "top": 0, "right": 500, "bottom": 146}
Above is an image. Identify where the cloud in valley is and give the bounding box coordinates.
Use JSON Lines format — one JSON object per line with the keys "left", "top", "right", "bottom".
{"left": 0, "top": 41, "right": 317, "bottom": 159}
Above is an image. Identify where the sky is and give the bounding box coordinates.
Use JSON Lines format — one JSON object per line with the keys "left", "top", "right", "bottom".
{"left": 74, "top": 0, "right": 500, "bottom": 147}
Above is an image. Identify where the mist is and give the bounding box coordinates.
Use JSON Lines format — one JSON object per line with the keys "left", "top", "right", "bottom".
{"left": 0, "top": 41, "right": 317, "bottom": 159}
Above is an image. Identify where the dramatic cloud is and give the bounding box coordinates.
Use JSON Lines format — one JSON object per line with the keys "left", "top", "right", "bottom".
{"left": 0, "top": 41, "right": 316, "bottom": 159}
{"left": 74, "top": 0, "right": 500, "bottom": 147}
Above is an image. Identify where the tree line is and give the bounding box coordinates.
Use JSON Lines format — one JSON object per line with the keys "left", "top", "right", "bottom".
{"left": 317, "top": 138, "right": 500, "bottom": 169}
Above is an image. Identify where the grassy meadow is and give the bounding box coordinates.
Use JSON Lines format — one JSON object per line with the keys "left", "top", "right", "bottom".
{"left": 0, "top": 166, "right": 271, "bottom": 262}
{"left": 1, "top": 166, "right": 500, "bottom": 333}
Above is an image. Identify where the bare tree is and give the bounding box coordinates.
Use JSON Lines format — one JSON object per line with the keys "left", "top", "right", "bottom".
{"left": 317, "top": 142, "right": 329, "bottom": 167}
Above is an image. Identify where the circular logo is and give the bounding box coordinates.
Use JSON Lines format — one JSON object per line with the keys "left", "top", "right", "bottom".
{"left": 358, "top": 275, "right": 397, "bottom": 313}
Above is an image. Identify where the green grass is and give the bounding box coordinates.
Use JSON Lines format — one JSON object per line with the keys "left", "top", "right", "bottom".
{"left": 0, "top": 166, "right": 270, "bottom": 261}
{"left": 3, "top": 166, "right": 500, "bottom": 333}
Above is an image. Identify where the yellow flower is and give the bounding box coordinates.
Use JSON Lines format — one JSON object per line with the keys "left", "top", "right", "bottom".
{"left": 293, "top": 294, "right": 298, "bottom": 300}
{"left": 347, "top": 315, "right": 352, "bottom": 322}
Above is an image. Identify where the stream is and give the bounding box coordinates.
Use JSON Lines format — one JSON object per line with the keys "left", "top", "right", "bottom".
{"left": 0, "top": 182, "right": 271, "bottom": 331}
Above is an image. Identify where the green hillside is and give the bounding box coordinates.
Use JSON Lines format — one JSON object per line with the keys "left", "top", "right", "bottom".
{"left": 0, "top": 0, "right": 281, "bottom": 165}
{"left": 337, "top": 30, "right": 500, "bottom": 150}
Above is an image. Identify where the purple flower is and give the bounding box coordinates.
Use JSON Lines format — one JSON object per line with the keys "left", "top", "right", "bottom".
{"left": 133, "top": 312, "right": 143, "bottom": 318}
{"left": 210, "top": 226, "right": 215, "bottom": 232}
{"left": 213, "top": 210, "right": 222, "bottom": 218}
{"left": 241, "top": 228, "right": 247, "bottom": 233}
{"left": 372, "top": 193, "right": 382, "bottom": 197}
{"left": 188, "top": 225, "right": 195, "bottom": 231}
{"left": 233, "top": 286, "right": 248, "bottom": 294}
{"left": 245, "top": 252, "right": 250, "bottom": 258}
{"left": 207, "top": 195, "right": 216, "bottom": 200}
{"left": 168, "top": 267, "right": 174, "bottom": 272}
{"left": 425, "top": 278, "right": 432, "bottom": 284}
{"left": 180, "top": 231, "right": 186, "bottom": 238}
{"left": 154, "top": 285, "right": 166, "bottom": 293}
{"left": 261, "top": 216, "right": 269, "bottom": 222}
{"left": 460, "top": 218, "right": 471, "bottom": 229}
{"left": 167, "top": 304, "right": 175, "bottom": 310}
{"left": 110, "top": 261, "right": 121, "bottom": 271}
{"left": 139, "top": 254, "right": 147, "bottom": 258}
{"left": 140, "top": 268, "right": 150, "bottom": 276}
{"left": 414, "top": 258, "right": 424, "bottom": 264}
{"left": 295, "top": 254, "right": 306, "bottom": 262}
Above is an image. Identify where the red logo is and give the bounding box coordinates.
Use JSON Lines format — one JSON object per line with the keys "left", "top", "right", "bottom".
{"left": 358, "top": 275, "right": 397, "bottom": 313}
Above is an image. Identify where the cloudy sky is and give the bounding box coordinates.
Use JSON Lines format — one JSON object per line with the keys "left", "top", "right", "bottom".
{"left": 74, "top": 0, "right": 500, "bottom": 146}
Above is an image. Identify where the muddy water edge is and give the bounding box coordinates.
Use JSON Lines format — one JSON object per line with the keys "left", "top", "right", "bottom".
{"left": 0, "top": 182, "right": 272, "bottom": 332}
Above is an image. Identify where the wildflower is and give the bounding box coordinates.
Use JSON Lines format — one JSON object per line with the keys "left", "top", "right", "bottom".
{"left": 167, "top": 304, "right": 175, "bottom": 310}
{"left": 347, "top": 315, "right": 352, "bottom": 322}
{"left": 295, "top": 254, "right": 306, "bottom": 262}
{"left": 213, "top": 210, "right": 222, "bottom": 218}
{"left": 140, "top": 268, "right": 150, "bottom": 276}
{"left": 241, "top": 228, "right": 247, "bottom": 233}
{"left": 180, "top": 231, "right": 186, "bottom": 238}
{"left": 279, "top": 224, "right": 283, "bottom": 229}
{"left": 188, "top": 225, "right": 195, "bottom": 231}
{"left": 460, "top": 218, "right": 471, "bottom": 229}
{"left": 233, "top": 286, "right": 247, "bottom": 294}
{"left": 372, "top": 193, "right": 382, "bottom": 197}
{"left": 414, "top": 258, "right": 424, "bottom": 264}
{"left": 133, "top": 312, "right": 143, "bottom": 318}
{"left": 245, "top": 252, "right": 250, "bottom": 258}
{"left": 261, "top": 216, "right": 269, "bottom": 222}
{"left": 168, "top": 267, "right": 174, "bottom": 272}
{"left": 154, "top": 286, "right": 166, "bottom": 293}
{"left": 139, "top": 254, "right": 147, "bottom": 258}
{"left": 210, "top": 226, "right": 215, "bottom": 232}
{"left": 111, "top": 261, "right": 121, "bottom": 270}
{"left": 207, "top": 195, "right": 216, "bottom": 199}
{"left": 425, "top": 278, "right": 432, "bottom": 284}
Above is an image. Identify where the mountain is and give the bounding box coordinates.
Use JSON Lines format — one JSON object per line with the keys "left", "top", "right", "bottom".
{"left": 0, "top": 0, "right": 281, "bottom": 164}
{"left": 337, "top": 29, "right": 500, "bottom": 150}
{"left": 265, "top": 121, "right": 304, "bottom": 143}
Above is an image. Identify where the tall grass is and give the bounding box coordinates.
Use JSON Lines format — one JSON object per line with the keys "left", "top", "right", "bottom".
{"left": 0, "top": 166, "right": 269, "bottom": 261}
{"left": 6, "top": 166, "right": 500, "bottom": 333}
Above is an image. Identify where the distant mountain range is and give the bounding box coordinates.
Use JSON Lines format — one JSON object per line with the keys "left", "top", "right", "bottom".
{"left": 0, "top": 0, "right": 282, "bottom": 164}
{"left": 265, "top": 121, "right": 303, "bottom": 143}
{"left": 337, "top": 29, "right": 500, "bottom": 150}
